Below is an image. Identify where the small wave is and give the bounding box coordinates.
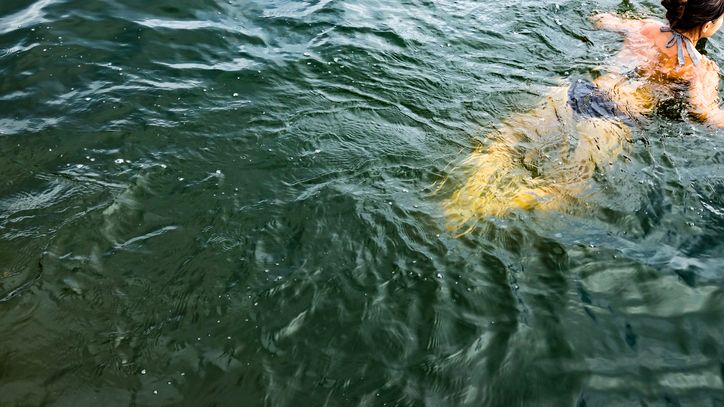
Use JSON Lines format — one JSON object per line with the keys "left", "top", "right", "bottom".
{"left": 262, "top": 0, "right": 335, "bottom": 18}
{"left": 134, "top": 17, "right": 265, "bottom": 45}
{"left": 0, "top": 0, "right": 57, "bottom": 35}
{"left": 156, "top": 58, "right": 257, "bottom": 72}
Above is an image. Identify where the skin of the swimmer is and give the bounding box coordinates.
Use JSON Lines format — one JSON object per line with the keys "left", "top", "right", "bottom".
{"left": 444, "top": 91, "right": 631, "bottom": 229}
{"left": 594, "top": 12, "right": 723, "bottom": 36}
{"left": 444, "top": 11, "right": 724, "bottom": 229}
{"left": 592, "top": 13, "right": 724, "bottom": 125}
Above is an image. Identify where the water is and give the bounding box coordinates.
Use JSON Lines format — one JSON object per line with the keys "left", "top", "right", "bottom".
{"left": 1, "top": 0, "right": 723, "bottom": 405}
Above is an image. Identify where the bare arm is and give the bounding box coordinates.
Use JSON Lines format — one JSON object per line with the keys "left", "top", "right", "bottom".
{"left": 688, "top": 61, "right": 724, "bottom": 128}
{"left": 590, "top": 13, "right": 650, "bottom": 34}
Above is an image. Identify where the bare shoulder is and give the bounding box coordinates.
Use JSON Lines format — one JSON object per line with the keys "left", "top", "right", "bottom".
{"left": 592, "top": 13, "right": 659, "bottom": 35}
{"left": 704, "top": 57, "right": 721, "bottom": 74}
{"left": 695, "top": 57, "right": 721, "bottom": 82}
{"left": 638, "top": 20, "right": 665, "bottom": 36}
{"left": 687, "top": 56, "right": 724, "bottom": 126}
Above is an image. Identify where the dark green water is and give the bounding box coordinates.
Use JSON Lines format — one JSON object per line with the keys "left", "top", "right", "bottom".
{"left": 1, "top": 0, "right": 724, "bottom": 405}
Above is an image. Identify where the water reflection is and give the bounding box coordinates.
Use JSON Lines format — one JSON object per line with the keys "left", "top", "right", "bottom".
{"left": 0, "top": 0, "right": 723, "bottom": 405}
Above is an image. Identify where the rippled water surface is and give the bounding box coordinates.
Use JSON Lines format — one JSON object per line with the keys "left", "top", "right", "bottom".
{"left": 1, "top": 0, "right": 724, "bottom": 405}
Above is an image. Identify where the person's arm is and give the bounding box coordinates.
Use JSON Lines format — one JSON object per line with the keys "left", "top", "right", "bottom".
{"left": 590, "top": 13, "right": 646, "bottom": 34}
{"left": 688, "top": 61, "right": 724, "bottom": 128}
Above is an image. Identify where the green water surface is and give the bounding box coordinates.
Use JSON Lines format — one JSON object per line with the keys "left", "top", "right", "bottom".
{"left": 1, "top": 0, "right": 723, "bottom": 405}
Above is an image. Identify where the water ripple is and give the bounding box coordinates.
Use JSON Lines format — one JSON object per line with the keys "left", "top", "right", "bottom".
{"left": 0, "top": 0, "right": 57, "bottom": 35}
{"left": 1, "top": 0, "right": 723, "bottom": 405}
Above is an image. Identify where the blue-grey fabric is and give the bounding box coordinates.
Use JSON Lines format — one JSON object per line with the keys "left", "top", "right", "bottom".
{"left": 567, "top": 78, "right": 633, "bottom": 125}
{"left": 661, "top": 26, "right": 700, "bottom": 66}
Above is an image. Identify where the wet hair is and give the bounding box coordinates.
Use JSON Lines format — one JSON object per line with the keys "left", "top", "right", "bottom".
{"left": 661, "top": 0, "right": 724, "bottom": 30}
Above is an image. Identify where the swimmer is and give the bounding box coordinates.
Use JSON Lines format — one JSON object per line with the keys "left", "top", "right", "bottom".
{"left": 445, "top": 0, "right": 724, "bottom": 230}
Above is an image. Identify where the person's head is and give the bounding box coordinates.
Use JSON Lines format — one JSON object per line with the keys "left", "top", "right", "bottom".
{"left": 662, "top": 0, "right": 724, "bottom": 37}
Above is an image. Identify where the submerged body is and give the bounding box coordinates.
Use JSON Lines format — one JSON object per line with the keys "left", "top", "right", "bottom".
{"left": 445, "top": 14, "right": 724, "bottom": 229}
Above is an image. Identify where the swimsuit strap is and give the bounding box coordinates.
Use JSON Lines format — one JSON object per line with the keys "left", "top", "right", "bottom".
{"left": 660, "top": 26, "right": 700, "bottom": 67}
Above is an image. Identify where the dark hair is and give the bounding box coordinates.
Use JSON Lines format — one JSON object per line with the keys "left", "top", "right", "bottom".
{"left": 662, "top": 0, "right": 724, "bottom": 29}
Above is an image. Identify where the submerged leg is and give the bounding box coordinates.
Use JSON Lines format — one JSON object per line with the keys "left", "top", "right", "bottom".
{"left": 559, "top": 118, "right": 632, "bottom": 192}
{"left": 445, "top": 88, "right": 573, "bottom": 224}
{"left": 511, "top": 117, "right": 632, "bottom": 210}
{"left": 445, "top": 90, "right": 632, "bottom": 228}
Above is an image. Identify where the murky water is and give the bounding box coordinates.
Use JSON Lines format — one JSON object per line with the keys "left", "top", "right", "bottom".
{"left": 1, "top": 0, "right": 723, "bottom": 405}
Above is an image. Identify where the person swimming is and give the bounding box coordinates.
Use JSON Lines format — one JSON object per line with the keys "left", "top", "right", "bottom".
{"left": 444, "top": 0, "right": 724, "bottom": 231}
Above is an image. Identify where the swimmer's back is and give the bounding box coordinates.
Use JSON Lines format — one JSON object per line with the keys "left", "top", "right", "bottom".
{"left": 593, "top": 13, "right": 724, "bottom": 126}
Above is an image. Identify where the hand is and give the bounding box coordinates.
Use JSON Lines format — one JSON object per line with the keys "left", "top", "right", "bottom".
{"left": 590, "top": 13, "right": 616, "bottom": 29}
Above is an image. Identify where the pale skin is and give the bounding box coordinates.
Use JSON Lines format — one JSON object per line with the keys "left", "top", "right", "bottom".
{"left": 591, "top": 12, "right": 724, "bottom": 126}
{"left": 444, "top": 12, "right": 724, "bottom": 230}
